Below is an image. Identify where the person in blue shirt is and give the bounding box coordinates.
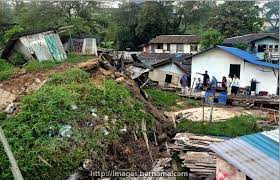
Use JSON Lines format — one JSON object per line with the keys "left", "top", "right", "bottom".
{"left": 180, "top": 74, "right": 189, "bottom": 95}
{"left": 209, "top": 75, "right": 217, "bottom": 92}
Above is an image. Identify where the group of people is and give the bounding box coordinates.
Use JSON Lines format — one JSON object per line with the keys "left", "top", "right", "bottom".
{"left": 179, "top": 70, "right": 240, "bottom": 97}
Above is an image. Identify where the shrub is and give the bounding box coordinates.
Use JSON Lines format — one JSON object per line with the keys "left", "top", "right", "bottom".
{"left": 10, "top": 52, "right": 27, "bottom": 66}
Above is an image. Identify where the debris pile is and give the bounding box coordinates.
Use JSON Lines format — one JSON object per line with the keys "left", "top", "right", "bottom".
{"left": 168, "top": 133, "right": 225, "bottom": 179}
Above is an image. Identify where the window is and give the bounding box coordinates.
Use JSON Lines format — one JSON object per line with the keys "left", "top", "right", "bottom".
{"left": 274, "top": 45, "right": 278, "bottom": 52}
{"left": 157, "top": 43, "right": 163, "bottom": 49}
{"left": 269, "top": 45, "right": 273, "bottom": 52}
{"left": 165, "top": 74, "right": 172, "bottom": 83}
{"left": 191, "top": 44, "right": 198, "bottom": 51}
{"left": 176, "top": 44, "right": 184, "bottom": 52}
{"left": 167, "top": 44, "right": 170, "bottom": 51}
{"left": 257, "top": 44, "right": 266, "bottom": 52}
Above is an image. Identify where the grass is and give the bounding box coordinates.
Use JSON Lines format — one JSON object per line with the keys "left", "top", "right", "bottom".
{"left": 23, "top": 54, "right": 97, "bottom": 72}
{"left": 177, "top": 115, "right": 262, "bottom": 137}
{"left": 0, "top": 59, "right": 16, "bottom": 81}
{"left": 145, "top": 88, "right": 199, "bottom": 111}
{"left": 24, "top": 60, "right": 58, "bottom": 72}
{"left": 66, "top": 53, "right": 97, "bottom": 64}
{"left": 0, "top": 68, "right": 153, "bottom": 179}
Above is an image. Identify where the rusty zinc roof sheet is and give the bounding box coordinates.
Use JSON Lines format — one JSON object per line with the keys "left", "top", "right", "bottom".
{"left": 149, "top": 35, "right": 200, "bottom": 44}
{"left": 210, "top": 129, "right": 280, "bottom": 180}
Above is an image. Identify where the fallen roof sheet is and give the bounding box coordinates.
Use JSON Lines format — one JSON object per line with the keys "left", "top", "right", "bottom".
{"left": 210, "top": 129, "right": 280, "bottom": 180}
{"left": 262, "top": 128, "right": 279, "bottom": 143}
{"left": 126, "top": 66, "right": 150, "bottom": 79}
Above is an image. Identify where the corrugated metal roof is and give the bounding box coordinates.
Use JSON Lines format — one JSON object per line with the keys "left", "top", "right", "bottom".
{"left": 217, "top": 46, "right": 279, "bottom": 69}
{"left": 210, "top": 129, "right": 280, "bottom": 180}
{"left": 262, "top": 128, "right": 279, "bottom": 143}
{"left": 149, "top": 35, "right": 200, "bottom": 44}
{"left": 224, "top": 33, "right": 279, "bottom": 44}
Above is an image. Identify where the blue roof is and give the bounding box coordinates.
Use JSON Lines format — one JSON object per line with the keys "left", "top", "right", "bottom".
{"left": 240, "top": 133, "right": 279, "bottom": 160}
{"left": 210, "top": 129, "right": 280, "bottom": 180}
{"left": 217, "top": 46, "right": 279, "bottom": 69}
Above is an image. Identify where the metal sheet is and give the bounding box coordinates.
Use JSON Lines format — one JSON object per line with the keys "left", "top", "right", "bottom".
{"left": 262, "top": 128, "right": 279, "bottom": 143}
{"left": 210, "top": 130, "right": 280, "bottom": 180}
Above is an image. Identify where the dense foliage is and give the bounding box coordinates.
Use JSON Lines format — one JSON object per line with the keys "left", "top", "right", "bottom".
{"left": 0, "top": 1, "right": 276, "bottom": 50}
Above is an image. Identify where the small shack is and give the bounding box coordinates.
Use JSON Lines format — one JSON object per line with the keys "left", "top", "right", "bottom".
{"left": 64, "top": 38, "right": 97, "bottom": 56}
{"left": 1, "top": 28, "right": 67, "bottom": 63}
{"left": 136, "top": 53, "right": 191, "bottom": 87}
{"left": 210, "top": 129, "right": 279, "bottom": 180}
{"left": 189, "top": 46, "right": 279, "bottom": 95}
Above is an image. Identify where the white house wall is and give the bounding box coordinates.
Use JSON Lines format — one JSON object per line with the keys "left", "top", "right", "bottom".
{"left": 82, "top": 38, "right": 98, "bottom": 56}
{"left": 148, "top": 63, "right": 185, "bottom": 87}
{"left": 191, "top": 48, "right": 279, "bottom": 94}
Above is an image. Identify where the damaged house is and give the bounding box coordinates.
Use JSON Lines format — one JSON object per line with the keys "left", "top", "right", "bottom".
{"left": 128, "top": 53, "right": 191, "bottom": 87}
{"left": 64, "top": 37, "right": 98, "bottom": 56}
{"left": 1, "top": 28, "right": 67, "bottom": 63}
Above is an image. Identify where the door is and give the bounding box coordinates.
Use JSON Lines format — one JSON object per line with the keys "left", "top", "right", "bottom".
{"left": 229, "top": 64, "right": 240, "bottom": 78}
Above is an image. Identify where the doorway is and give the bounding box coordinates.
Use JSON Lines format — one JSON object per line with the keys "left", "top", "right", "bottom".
{"left": 165, "top": 74, "right": 172, "bottom": 83}
{"left": 229, "top": 64, "right": 240, "bottom": 78}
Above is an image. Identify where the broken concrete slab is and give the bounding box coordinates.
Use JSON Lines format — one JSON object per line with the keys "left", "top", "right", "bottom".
{"left": 0, "top": 88, "right": 17, "bottom": 110}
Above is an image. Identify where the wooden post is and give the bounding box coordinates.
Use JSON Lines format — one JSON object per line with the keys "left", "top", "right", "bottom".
{"left": 0, "top": 126, "right": 24, "bottom": 180}
{"left": 189, "top": 77, "right": 196, "bottom": 99}
{"left": 209, "top": 96, "right": 214, "bottom": 127}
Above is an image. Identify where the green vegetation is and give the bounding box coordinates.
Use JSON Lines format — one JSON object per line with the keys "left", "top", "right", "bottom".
{"left": 200, "top": 28, "right": 224, "bottom": 50}
{"left": 177, "top": 115, "right": 262, "bottom": 137}
{"left": 145, "top": 88, "right": 182, "bottom": 111}
{"left": 66, "top": 54, "right": 97, "bottom": 64}
{"left": 24, "top": 54, "right": 96, "bottom": 72}
{"left": 0, "top": 59, "right": 16, "bottom": 81}
{"left": 24, "top": 60, "right": 58, "bottom": 72}
{"left": 0, "top": 68, "right": 153, "bottom": 179}
{"left": 145, "top": 88, "right": 199, "bottom": 111}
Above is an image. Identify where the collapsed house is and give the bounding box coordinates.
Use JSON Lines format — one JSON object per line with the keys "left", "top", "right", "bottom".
{"left": 1, "top": 28, "right": 67, "bottom": 63}
{"left": 189, "top": 46, "right": 279, "bottom": 95}
{"left": 64, "top": 37, "right": 98, "bottom": 56}
{"left": 210, "top": 128, "right": 279, "bottom": 180}
{"left": 127, "top": 53, "right": 191, "bottom": 87}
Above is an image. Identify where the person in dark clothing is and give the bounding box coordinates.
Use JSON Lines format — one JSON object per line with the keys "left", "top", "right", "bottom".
{"left": 222, "top": 76, "right": 227, "bottom": 90}
{"left": 196, "top": 70, "right": 210, "bottom": 88}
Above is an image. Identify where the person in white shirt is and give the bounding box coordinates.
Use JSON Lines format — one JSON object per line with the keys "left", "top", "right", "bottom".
{"left": 231, "top": 74, "right": 240, "bottom": 98}
{"left": 227, "top": 75, "right": 233, "bottom": 95}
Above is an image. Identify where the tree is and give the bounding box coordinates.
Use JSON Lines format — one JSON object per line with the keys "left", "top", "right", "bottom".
{"left": 200, "top": 29, "right": 224, "bottom": 49}
{"left": 209, "top": 1, "right": 263, "bottom": 38}
{"left": 262, "top": 1, "right": 279, "bottom": 32}
{"left": 114, "top": 2, "right": 141, "bottom": 50}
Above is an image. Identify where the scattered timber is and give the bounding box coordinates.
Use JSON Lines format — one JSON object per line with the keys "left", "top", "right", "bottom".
{"left": 168, "top": 133, "right": 225, "bottom": 179}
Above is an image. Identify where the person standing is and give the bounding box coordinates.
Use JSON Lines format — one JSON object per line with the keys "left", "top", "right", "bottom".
{"left": 180, "top": 74, "right": 189, "bottom": 95}
{"left": 227, "top": 75, "right": 232, "bottom": 95}
{"left": 231, "top": 74, "right": 240, "bottom": 98}
{"left": 222, "top": 76, "right": 227, "bottom": 91}
{"left": 196, "top": 70, "right": 210, "bottom": 89}
{"left": 209, "top": 75, "right": 217, "bottom": 92}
